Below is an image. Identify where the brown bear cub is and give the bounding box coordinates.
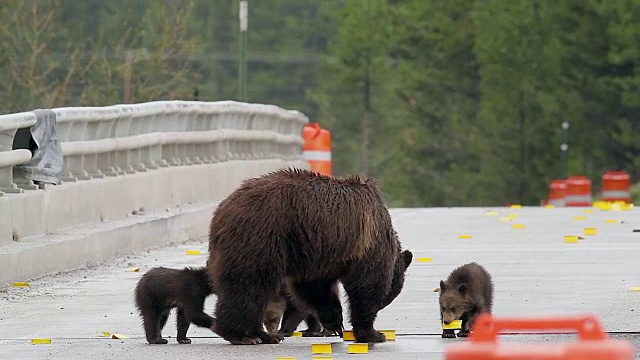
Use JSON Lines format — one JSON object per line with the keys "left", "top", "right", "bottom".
{"left": 134, "top": 266, "right": 215, "bottom": 344}
{"left": 207, "top": 168, "right": 412, "bottom": 345}
{"left": 439, "top": 262, "right": 493, "bottom": 338}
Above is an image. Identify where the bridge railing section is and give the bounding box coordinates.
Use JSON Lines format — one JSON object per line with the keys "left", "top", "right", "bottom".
{"left": 0, "top": 100, "right": 308, "bottom": 194}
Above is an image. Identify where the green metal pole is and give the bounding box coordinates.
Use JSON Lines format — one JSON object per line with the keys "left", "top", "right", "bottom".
{"left": 239, "top": 1, "right": 248, "bottom": 101}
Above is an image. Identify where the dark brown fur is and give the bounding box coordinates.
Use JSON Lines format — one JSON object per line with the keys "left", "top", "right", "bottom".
{"left": 133, "top": 266, "right": 215, "bottom": 344}
{"left": 439, "top": 262, "right": 493, "bottom": 338}
{"left": 206, "top": 168, "right": 412, "bottom": 345}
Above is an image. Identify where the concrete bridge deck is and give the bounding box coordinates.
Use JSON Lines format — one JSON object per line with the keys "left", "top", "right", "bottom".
{"left": 1, "top": 205, "right": 639, "bottom": 359}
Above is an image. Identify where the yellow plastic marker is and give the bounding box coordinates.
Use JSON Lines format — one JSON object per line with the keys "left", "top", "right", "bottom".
{"left": 508, "top": 213, "right": 518, "bottom": 218}
{"left": 510, "top": 204, "right": 522, "bottom": 209}
{"left": 128, "top": 267, "right": 140, "bottom": 272}
{"left": 459, "top": 234, "right": 472, "bottom": 239}
{"left": 311, "top": 343, "right": 332, "bottom": 354}
{"left": 185, "top": 250, "right": 201, "bottom": 255}
{"left": 500, "top": 217, "right": 513, "bottom": 222}
{"left": 621, "top": 203, "right": 633, "bottom": 211}
{"left": 12, "top": 282, "right": 29, "bottom": 287}
{"left": 348, "top": 343, "right": 369, "bottom": 354}
{"left": 31, "top": 338, "right": 51, "bottom": 345}
{"left": 564, "top": 236, "right": 579, "bottom": 243}
{"left": 443, "top": 320, "right": 462, "bottom": 330}
{"left": 291, "top": 331, "right": 303, "bottom": 337}
{"left": 605, "top": 219, "right": 618, "bottom": 224}
{"left": 343, "top": 330, "right": 355, "bottom": 341}
{"left": 544, "top": 204, "right": 555, "bottom": 209}
{"left": 433, "top": 288, "right": 440, "bottom": 292}
{"left": 583, "top": 209, "right": 593, "bottom": 214}
{"left": 276, "top": 357, "right": 297, "bottom": 360}
{"left": 628, "top": 287, "right": 640, "bottom": 292}
{"left": 584, "top": 227, "right": 597, "bottom": 236}
{"left": 380, "top": 329, "right": 396, "bottom": 341}
{"left": 417, "top": 257, "right": 432, "bottom": 262}
{"left": 312, "top": 357, "right": 334, "bottom": 360}
{"left": 485, "top": 211, "right": 498, "bottom": 216}
{"left": 102, "top": 331, "right": 110, "bottom": 337}
{"left": 111, "top": 334, "right": 129, "bottom": 339}
{"left": 512, "top": 223, "right": 525, "bottom": 229}
{"left": 572, "top": 216, "right": 585, "bottom": 221}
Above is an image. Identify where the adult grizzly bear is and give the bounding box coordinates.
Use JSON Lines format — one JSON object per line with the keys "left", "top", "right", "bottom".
{"left": 206, "top": 167, "right": 412, "bottom": 345}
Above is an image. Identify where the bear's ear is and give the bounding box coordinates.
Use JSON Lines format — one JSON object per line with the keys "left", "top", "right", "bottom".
{"left": 439, "top": 280, "right": 447, "bottom": 292}
{"left": 401, "top": 250, "right": 413, "bottom": 268}
{"left": 458, "top": 283, "right": 468, "bottom": 295}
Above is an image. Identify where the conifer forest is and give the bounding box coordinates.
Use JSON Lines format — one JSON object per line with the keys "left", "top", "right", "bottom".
{"left": 1, "top": 0, "right": 639, "bottom": 207}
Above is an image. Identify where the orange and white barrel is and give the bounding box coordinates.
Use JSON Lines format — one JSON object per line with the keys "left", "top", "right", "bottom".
{"left": 302, "top": 123, "right": 332, "bottom": 176}
{"left": 547, "top": 179, "right": 566, "bottom": 207}
{"left": 601, "top": 170, "right": 631, "bottom": 203}
{"left": 565, "top": 176, "right": 592, "bottom": 207}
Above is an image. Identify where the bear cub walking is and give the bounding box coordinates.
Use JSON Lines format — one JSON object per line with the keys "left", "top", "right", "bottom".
{"left": 134, "top": 266, "right": 215, "bottom": 344}
{"left": 439, "top": 262, "right": 493, "bottom": 338}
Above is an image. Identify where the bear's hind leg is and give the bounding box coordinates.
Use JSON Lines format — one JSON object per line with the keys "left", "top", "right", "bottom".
{"left": 341, "top": 269, "right": 388, "bottom": 343}
{"left": 142, "top": 309, "right": 168, "bottom": 344}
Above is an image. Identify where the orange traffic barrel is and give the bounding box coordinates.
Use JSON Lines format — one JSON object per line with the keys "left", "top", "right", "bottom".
{"left": 565, "top": 176, "right": 592, "bottom": 207}
{"left": 601, "top": 170, "right": 631, "bottom": 203}
{"left": 446, "top": 313, "right": 634, "bottom": 360}
{"left": 302, "top": 123, "right": 332, "bottom": 176}
{"left": 547, "top": 179, "right": 566, "bottom": 207}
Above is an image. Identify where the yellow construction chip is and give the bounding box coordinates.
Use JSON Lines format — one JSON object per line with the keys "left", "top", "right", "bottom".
{"left": 628, "top": 287, "right": 640, "bottom": 292}
{"left": 605, "top": 219, "right": 618, "bottom": 224}
{"left": 128, "top": 267, "right": 140, "bottom": 272}
{"left": 102, "top": 331, "right": 110, "bottom": 337}
{"left": 185, "top": 250, "right": 201, "bottom": 255}
{"left": 380, "top": 329, "right": 396, "bottom": 341}
{"left": 572, "top": 216, "right": 585, "bottom": 221}
{"left": 12, "top": 282, "right": 29, "bottom": 287}
{"left": 311, "top": 343, "right": 332, "bottom": 354}
{"left": 276, "top": 357, "right": 297, "bottom": 360}
{"left": 348, "top": 343, "right": 369, "bottom": 354}
{"left": 510, "top": 204, "right": 522, "bottom": 209}
{"left": 417, "top": 257, "right": 432, "bottom": 262}
{"left": 458, "top": 234, "right": 472, "bottom": 239}
{"left": 291, "top": 331, "right": 303, "bottom": 337}
{"left": 485, "top": 211, "right": 498, "bottom": 216}
{"left": 31, "top": 338, "right": 51, "bottom": 345}
{"left": 564, "top": 236, "right": 579, "bottom": 243}
{"left": 343, "top": 330, "right": 355, "bottom": 341}
{"left": 583, "top": 227, "right": 597, "bottom": 236}
{"left": 111, "top": 333, "right": 129, "bottom": 339}
{"left": 442, "top": 320, "right": 462, "bottom": 330}
{"left": 512, "top": 223, "right": 525, "bottom": 229}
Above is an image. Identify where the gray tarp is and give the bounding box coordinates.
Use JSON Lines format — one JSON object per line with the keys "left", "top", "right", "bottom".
{"left": 14, "top": 109, "right": 63, "bottom": 185}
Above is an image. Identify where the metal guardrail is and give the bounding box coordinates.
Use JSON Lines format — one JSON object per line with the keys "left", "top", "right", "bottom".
{"left": 0, "top": 101, "right": 308, "bottom": 195}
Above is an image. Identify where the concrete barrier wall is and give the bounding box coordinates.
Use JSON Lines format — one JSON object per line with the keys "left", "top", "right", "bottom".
{"left": 0, "top": 100, "right": 311, "bottom": 285}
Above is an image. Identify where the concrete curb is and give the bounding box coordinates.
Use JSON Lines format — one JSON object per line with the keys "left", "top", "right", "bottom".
{"left": 0, "top": 200, "right": 217, "bottom": 287}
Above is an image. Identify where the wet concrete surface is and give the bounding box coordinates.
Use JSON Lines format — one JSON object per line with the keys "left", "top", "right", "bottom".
{"left": 1, "top": 206, "right": 639, "bottom": 359}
